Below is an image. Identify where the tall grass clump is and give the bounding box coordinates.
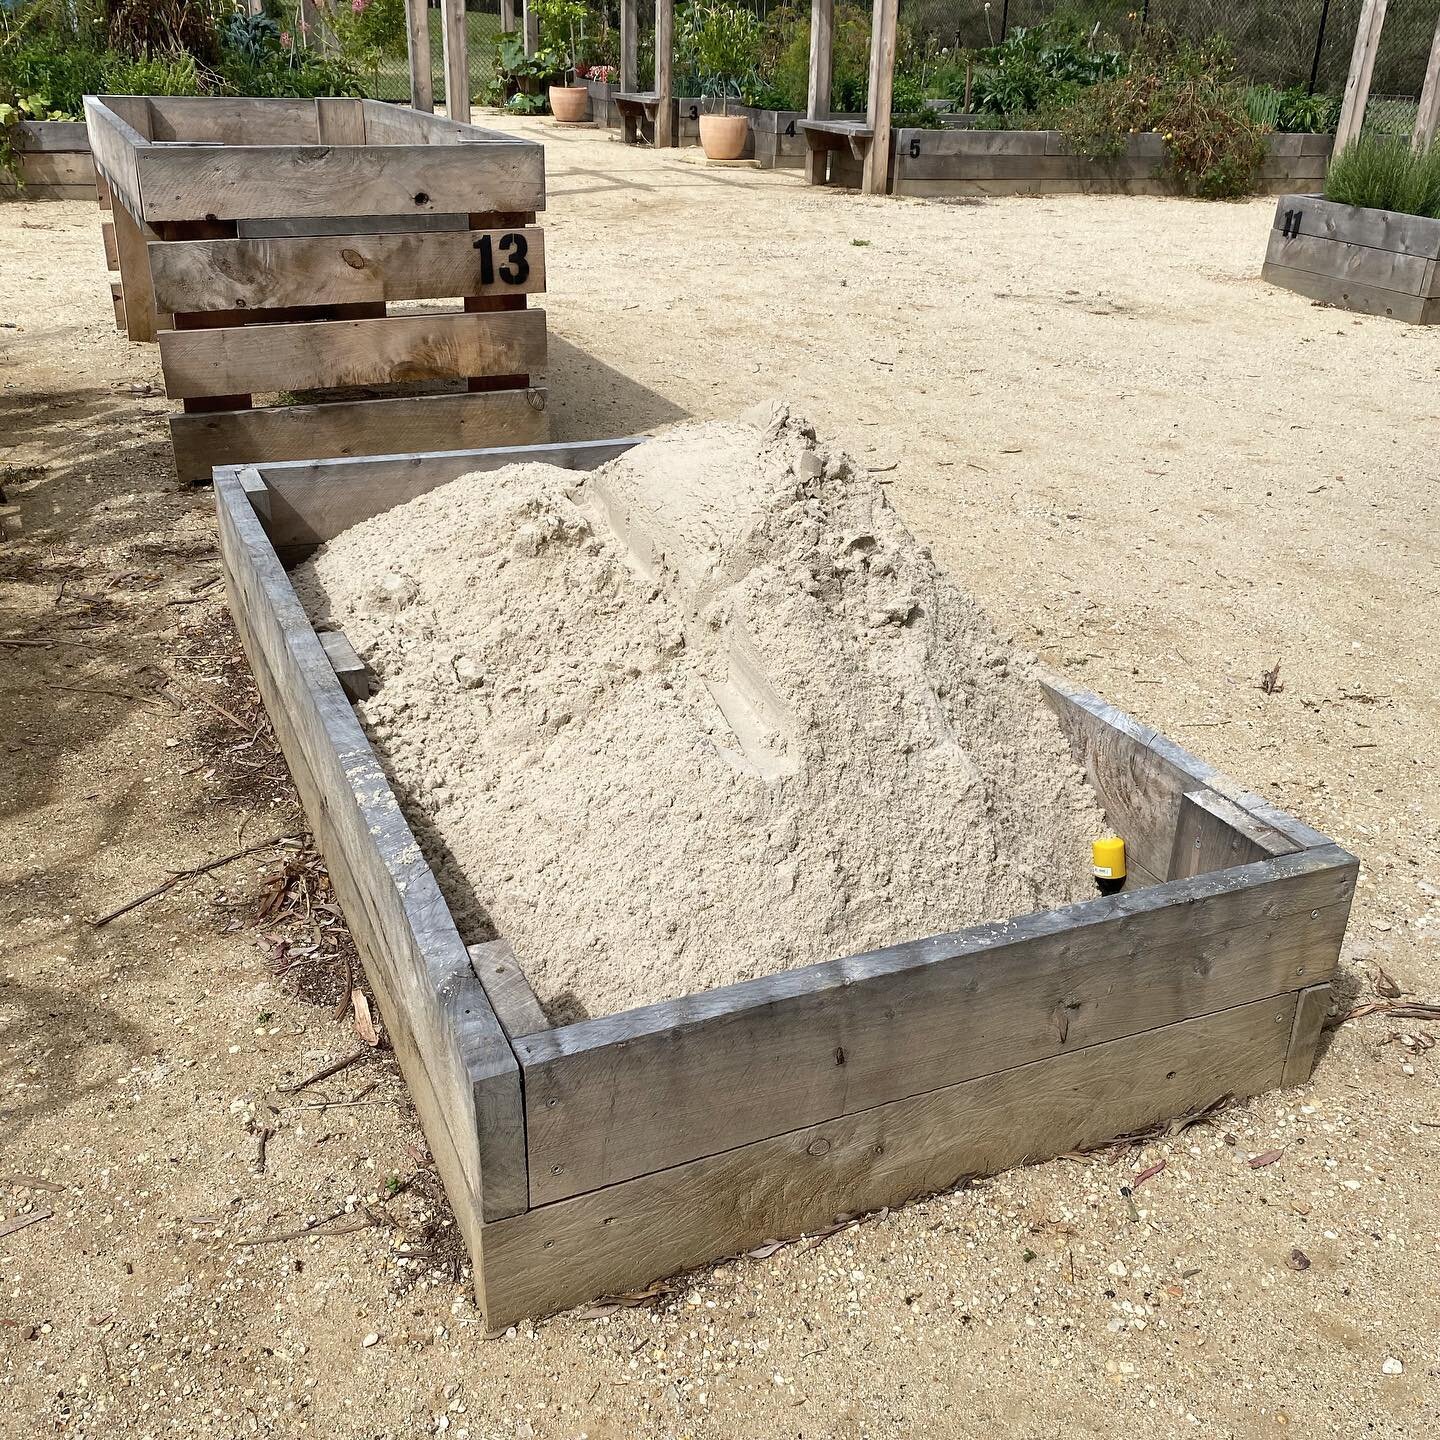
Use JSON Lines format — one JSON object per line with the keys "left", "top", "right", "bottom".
{"left": 1323, "top": 135, "right": 1440, "bottom": 218}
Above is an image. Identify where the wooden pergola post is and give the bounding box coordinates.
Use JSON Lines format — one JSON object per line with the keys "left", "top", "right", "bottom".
{"left": 1414, "top": 11, "right": 1440, "bottom": 150}
{"left": 620, "top": 0, "right": 639, "bottom": 92}
{"left": 1333, "top": 0, "right": 1388, "bottom": 152}
{"left": 655, "top": 0, "right": 675, "bottom": 147}
{"left": 404, "top": 0, "right": 434, "bottom": 112}
{"left": 500, "top": 0, "right": 515, "bottom": 34}
{"left": 804, "top": 0, "right": 834, "bottom": 185}
{"left": 439, "top": 0, "right": 470, "bottom": 123}
{"left": 522, "top": 0, "right": 539, "bottom": 56}
{"left": 862, "top": 0, "right": 898, "bottom": 194}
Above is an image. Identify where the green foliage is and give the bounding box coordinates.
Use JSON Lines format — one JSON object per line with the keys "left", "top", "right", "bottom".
{"left": 754, "top": 2, "right": 870, "bottom": 113}
{"left": 1324, "top": 136, "right": 1440, "bottom": 218}
{"left": 1244, "top": 83, "right": 1339, "bottom": 134}
{"left": 676, "top": 1, "right": 763, "bottom": 102}
{"left": 105, "top": 50, "right": 206, "bottom": 96}
{"left": 105, "top": 0, "right": 227, "bottom": 64}
{"left": 532, "top": 0, "right": 588, "bottom": 76}
{"left": 324, "top": 0, "right": 410, "bottom": 65}
{"left": 1056, "top": 28, "right": 1267, "bottom": 199}
{"left": 970, "top": 20, "right": 1123, "bottom": 119}
{"left": 505, "top": 90, "right": 549, "bottom": 114}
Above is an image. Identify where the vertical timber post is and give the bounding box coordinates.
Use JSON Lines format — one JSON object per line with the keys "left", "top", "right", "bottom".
{"left": 620, "top": 0, "right": 639, "bottom": 92}
{"left": 523, "top": 0, "right": 539, "bottom": 56}
{"left": 406, "top": 0, "right": 435, "bottom": 112}
{"left": 862, "top": 0, "right": 898, "bottom": 195}
{"left": 1333, "top": 0, "right": 1388, "bottom": 153}
{"left": 655, "top": 0, "right": 675, "bottom": 147}
{"left": 500, "top": 0, "right": 515, "bottom": 33}
{"left": 440, "top": 0, "right": 470, "bottom": 123}
{"left": 804, "top": 0, "right": 834, "bottom": 186}
{"left": 1414, "top": 11, "right": 1440, "bottom": 150}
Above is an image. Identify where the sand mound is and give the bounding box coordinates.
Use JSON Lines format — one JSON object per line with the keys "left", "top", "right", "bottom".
{"left": 294, "top": 406, "right": 1106, "bottom": 1021}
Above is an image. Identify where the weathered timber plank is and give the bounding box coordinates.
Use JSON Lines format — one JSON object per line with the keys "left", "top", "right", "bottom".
{"left": 110, "top": 202, "right": 164, "bottom": 343}
{"left": 893, "top": 177, "right": 1177, "bottom": 198}
{"left": 13, "top": 120, "right": 90, "bottom": 151}
{"left": 317, "top": 629, "right": 371, "bottom": 701}
{"left": 147, "top": 227, "right": 545, "bottom": 312}
{"left": 315, "top": 97, "right": 367, "bottom": 146}
{"left": 1169, "top": 789, "right": 1298, "bottom": 881}
{"left": 1271, "top": 194, "right": 1440, "bottom": 259}
{"left": 14, "top": 152, "right": 95, "bottom": 186}
{"left": 144, "top": 96, "right": 319, "bottom": 145}
{"left": 469, "top": 940, "right": 551, "bottom": 1040}
{"left": 486, "top": 995, "right": 1298, "bottom": 1326}
{"left": 158, "top": 309, "right": 546, "bottom": 399}
{"left": 1036, "top": 669, "right": 1332, "bottom": 878}
{"left": 83, "top": 98, "right": 147, "bottom": 220}
{"left": 102, "top": 220, "right": 118, "bottom": 270}
{"left": 212, "top": 472, "right": 526, "bottom": 1250}
{"left": 173, "top": 387, "right": 549, "bottom": 484}
{"left": 237, "top": 214, "right": 470, "bottom": 238}
{"left": 1282, "top": 983, "right": 1331, "bottom": 1088}
{"left": 1264, "top": 227, "right": 1433, "bottom": 295}
{"left": 519, "top": 844, "right": 1355, "bottom": 1205}
{"left": 1261, "top": 261, "right": 1433, "bottom": 323}
{"left": 133, "top": 143, "right": 546, "bottom": 222}
{"left": 249, "top": 438, "right": 642, "bottom": 556}
{"left": 898, "top": 154, "right": 1162, "bottom": 182}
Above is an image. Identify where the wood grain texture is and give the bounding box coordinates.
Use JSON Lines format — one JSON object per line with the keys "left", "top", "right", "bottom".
{"left": 1169, "top": 789, "right": 1298, "bottom": 881}
{"left": 133, "top": 142, "right": 545, "bottom": 222}
{"left": 520, "top": 844, "right": 1354, "bottom": 1205}
{"left": 440, "top": 0, "right": 471, "bottom": 125}
{"left": 1264, "top": 227, "right": 1433, "bottom": 296}
{"left": 485, "top": 995, "right": 1298, "bottom": 1326}
{"left": 315, "top": 97, "right": 366, "bottom": 146}
{"left": 1270, "top": 194, "right": 1440, "bottom": 258}
{"left": 317, "top": 629, "right": 371, "bottom": 701}
{"left": 212, "top": 472, "right": 526, "bottom": 1246}
{"left": 1261, "top": 261, "right": 1434, "bottom": 323}
{"left": 143, "top": 96, "right": 319, "bottom": 145}
{"left": 1283, "top": 983, "right": 1332, "bottom": 1088}
{"left": 110, "top": 201, "right": 164, "bottom": 343}
{"left": 249, "top": 437, "right": 642, "bottom": 556}
{"left": 406, "top": 0, "right": 435, "bottom": 113}
{"left": 655, "top": 0, "right": 675, "bottom": 147}
{"left": 13, "top": 120, "right": 90, "bottom": 151}
{"left": 147, "top": 227, "right": 544, "bottom": 312}
{"left": 1416, "top": 11, "right": 1440, "bottom": 150}
{"left": 862, "top": 0, "right": 897, "bottom": 193}
{"left": 170, "top": 387, "right": 550, "bottom": 483}
{"left": 804, "top": 0, "right": 834, "bottom": 185}
{"left": 469, "top": 940, "right": 551, "bottom": 1040}
{"left": 158, "top": 309, "right": 546, "bottom": 399}
{"left": 1335, "top": 0, "right": 1388, "bottom": 152}
{"left": 83, "top": 97, "right": 147, "bottom": 220}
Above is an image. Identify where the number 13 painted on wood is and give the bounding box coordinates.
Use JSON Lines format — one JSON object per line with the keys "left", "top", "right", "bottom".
{"left": 474, "top": 232, "right": 530, "bottom": 286}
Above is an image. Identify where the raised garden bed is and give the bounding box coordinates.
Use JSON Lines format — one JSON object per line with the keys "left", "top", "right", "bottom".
{"left": 1262, "top": 194, "right": 1440, "bottom": 323}
{"left": 84, "top": 94, "right": 550, "bottom": 483}
{"left": 1, "top": 120, "right": 95, "bottom": 200}
{"left": 890, "top": 129, "right": 1333, "bottom": 198}
{"left": 215, "top": 438, "right": 1356, "bottom": 1328}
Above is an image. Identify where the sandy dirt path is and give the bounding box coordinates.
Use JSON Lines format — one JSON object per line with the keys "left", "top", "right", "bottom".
{"left": 1, "top": 117, "right": 1437, "bottom": 1439}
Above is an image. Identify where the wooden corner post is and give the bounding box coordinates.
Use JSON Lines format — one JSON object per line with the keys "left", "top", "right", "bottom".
{"left": 862, "top": 0, "right": 897, "bottom": 195}
{"left": 1334, "top": 0, "right": 1388, "bottom": 153}
{"left": 522, "top": 0, "right": 539, "bottom": 56}
{"left": 655, "top": 0, "right": 675, "bottom": 147}
{"left": 804, "top": 0, "right": 834, "bottom": 186}
{"left": 440, "top": 0, "right": 471, "bottom": 124}
{"left": 1414, "top": 11, "right": 1440, "bottom": 151}
{"left": 500, "top": 0, "right": 516, "bottom": 34}
{"left": 405, "top": 0, "right": 434, "bottom": 113}
{"left": 620, "top": 0, "right": 639, "bottom": 92}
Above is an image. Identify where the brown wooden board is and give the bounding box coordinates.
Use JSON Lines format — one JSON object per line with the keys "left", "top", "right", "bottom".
{"left": 1264, "top": 227, "right": 1435, "bottom": 295}
{"left": 1261, "top": 261, "right": 1434, "bottom": 323}
{"left": 1270, "top": 194, "right": 1440, "bottom": 258}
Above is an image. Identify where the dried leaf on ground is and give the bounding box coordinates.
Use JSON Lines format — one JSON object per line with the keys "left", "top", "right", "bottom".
{"left": 352, "top": 990, "right": 380, "bottom": 1047}
{"left": 1248, "top": 1148, "right": 1285, "bottom": 1169}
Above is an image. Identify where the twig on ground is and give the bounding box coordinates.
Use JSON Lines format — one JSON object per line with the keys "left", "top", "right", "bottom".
{"left": 278, "top": 1049, "right": 371, "bottom": 1095}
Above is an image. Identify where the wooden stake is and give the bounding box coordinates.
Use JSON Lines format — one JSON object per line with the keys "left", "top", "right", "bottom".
{"left": 655, "top": 0, "right": 675, "bottom": 147}
{"left": 620, "top": 0, "right": 639, "bottom": 92}
{"left": 440, "top": 0, "right": 470, "bottom": 124}
{"left": 1333, "top": 0, "right": 1388, "bottom": 153}
{"left": 1414, "top": 10, "right": 1440, "bottom": 151}
{"left": 804, "top": 0, "right": 834, "bottom": 186}
{"left": 405, "top": 0, "right": 434, "bottom": 113}
{"left": 523, "top": 0, "right": 539, "bottom": 57}
{"left": 862, "top": 0, "right": 898, "bottom": 194}
{"left": 500, "top": 0, "right": 515, "bottom": 34}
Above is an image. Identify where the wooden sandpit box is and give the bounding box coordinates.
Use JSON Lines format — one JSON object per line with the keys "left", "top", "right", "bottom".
{"left": 216, "top": 440, "right": 1356, "bottom": 1328}
{"left": 0, "top": 120, "right": 95, "bottom": 199}
{"left": 83, "top": 95, "right": 550, "bottom": 482}
{"left": 1263, "top": 193, "right": 1440, "bottom": 323}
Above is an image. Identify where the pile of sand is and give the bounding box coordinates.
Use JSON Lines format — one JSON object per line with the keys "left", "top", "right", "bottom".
{"left": 294, "top": 406, "right": 1106, "bottom": 1022}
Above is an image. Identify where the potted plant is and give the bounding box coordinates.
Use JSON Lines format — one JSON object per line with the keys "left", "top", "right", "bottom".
{"left": 534, "top": 0, "right": 591, "bottom": 123}
{"left": 685, "top": 1, "right": 759, "bottom": 160}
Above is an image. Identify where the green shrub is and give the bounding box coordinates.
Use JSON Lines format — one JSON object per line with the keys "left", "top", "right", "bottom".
{"left": 106, "top": 51, "right": 207, "bottom": 97}
{"left": 970, "top": 19, "right": 1123, "bottom": 120}
{"left": 1324, "top": 135, "right": 1440, "bottom": 218}
{"left": 677, "top": 0, "right": 763, "bottom": 102}
{"left": 1245, "top": 83, "right": 1339, "bottom": 134}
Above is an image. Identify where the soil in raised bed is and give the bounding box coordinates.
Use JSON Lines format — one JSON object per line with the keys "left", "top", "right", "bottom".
{"left": 295, "top": 404, "right": 1107, "bottom": 1021}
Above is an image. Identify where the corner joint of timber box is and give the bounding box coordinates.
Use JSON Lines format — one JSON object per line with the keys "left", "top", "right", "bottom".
{"left": 1281, "top": 983, "right": 1332, "bottom": 1090}
{"left": 235, "top": 466, "right": 272, "bottom": 522}
{"left": 318, "top": 630, "right": 372, "bottom": 703}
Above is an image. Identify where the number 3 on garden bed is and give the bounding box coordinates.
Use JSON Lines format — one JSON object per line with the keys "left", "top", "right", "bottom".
{"left": 474, "top": 232, "right": 530, "bottom": 286}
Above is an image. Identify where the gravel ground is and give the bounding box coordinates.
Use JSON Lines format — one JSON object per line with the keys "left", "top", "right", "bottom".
{"left": 1, "top": 116, "right": 1437, "bottom": 1440}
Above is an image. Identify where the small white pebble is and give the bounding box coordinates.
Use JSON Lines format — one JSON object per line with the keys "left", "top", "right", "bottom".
{"left": 1382, "top": 1357, "right": 1403, "bottom": 1376}
{"left": 361, "top": 1333, "right": 379, "bottom": 1348}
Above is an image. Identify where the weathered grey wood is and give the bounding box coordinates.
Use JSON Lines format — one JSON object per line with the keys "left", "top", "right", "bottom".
{"left": 469, "top": 940, "right": 551, "bottom": 1040}
{"left": 519, "top": 843, "right": 1354, "bottom": 1205}
{"left": 83, "top": 97, "right": 147, "bottom": 220}
{"left": 315, "top": 97, "right": 366, "bottom": 146}
{"left": 13, "top": 120, "right": 90, "bottom": 152}
{"left": 147, "top": 227, "right": 545, "bottom": 312}
{"left": 655, "top": 0, "right": 675, "bottom": 148}
{"left": 440, "top": 0, "right": 470, "bottom": 125}
{"left": 158, "top": 309, "right": 546, "bottom": 399}
{"left": 134, "top": 142, "right": 545, "bottom": 222}
{"left": 145, "top": 96, "right": 319, "bottom": 146}
{"left": 522, "top": 0, "right": 539, "bottom": 55}
{"left": 500, "top": 0, "right": 516, "bottom": 31}
{"left": 246, "top": 438, "right": 642, "bottom": 556}
{"left": 318, "top": 629, "right": 371, "bottom": 701}
{"left": 804, "top": 0, "right": 834, "bottom": 185}
{"left": 172, "top": 387, "right": 550, "bottom": 484}
{"left": 620, "top": 0, "right": 638, "bottom": 92}
{"left": 1282, "top": 983, "right": 1331, "bottom": 1088}
{"left": 1335, "top": 0, "right": 1388, "bottom": 153}
{"left": 1262, "top": 261, "right": 1434, "bottom": 323}
{"left": 1416, "top": 12, "right": 1440, "bottom": 150}
{"left": 110, "top": 201, "right": 163, "bottom": 342}
{"left": 236, "top": 213, "right": 469, "bottom": 238}
{"left": 406, "top": 0, "right": 435, "bottom": 114}
{"left": 1169, "top": 789, "right": 1297, "bottom": 881}
{"left": 1271, "top": 194, "right": 1440, "bottom": 257}
{"left": 485, "top": 994, "right": 1299, "bottom": 1326}
{"left": 237, "top": 465, "right": 271, "bottom": 522}
{"left": 10, "top": 152, "right": 95, "bottom": 186}
{"left": 213, "top": 472, "right": 527, "bottom": 1251}
{"left": 102, "top": 220, "right": 118, "bottom": 270}
{"left": 862, "top": 0, "right": 897, "bottom": 194}
{"left": 1264, "top": 226, "right": 1433, "bottom": 295}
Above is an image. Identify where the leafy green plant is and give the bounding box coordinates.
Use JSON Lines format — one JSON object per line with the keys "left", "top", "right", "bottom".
{"left": 1324, "top": 135, "right": 1440, "bottom": 218}
{"left": 1245, "top": 83, "right": 1339, "bottom": 134}
{"left": 677, "top": 1, "right": 763, "bottom": 106}
{"left": 970, "top": 20, "right": 1123, "bottom": 120}
{"left": 532, "top": 0, "right": 589, "bottom": 83}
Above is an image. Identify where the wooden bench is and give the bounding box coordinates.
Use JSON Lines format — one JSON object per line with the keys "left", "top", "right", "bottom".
{"left": 799, "top": 118, "right": 874, "bottom": 186}
{"left": 614, "top": 91, "right": 670, "bottom": 145}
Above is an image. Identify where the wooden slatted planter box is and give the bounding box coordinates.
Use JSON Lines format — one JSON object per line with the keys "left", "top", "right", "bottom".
{"left": 83, "top": 95, "right": 550, "bottom": 483}
{"left": 1262, "top": 194, "right": 1440, "bottom": 323}
{"left": 890, "top": 129, "right": 1333, "bottom": 199}
{"left": 1, "top": 120, "right": 96, "bottom": 200}
{"left": 215, "top": 441, "right": 1356, "bottom": 1329}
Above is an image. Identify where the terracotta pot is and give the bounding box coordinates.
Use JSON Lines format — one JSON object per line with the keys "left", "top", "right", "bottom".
{"left": 699, "top": 112, "right": 750, "bottom": 161}
{"left": 548, "top": 85, "right": 590, "bottom": 124}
